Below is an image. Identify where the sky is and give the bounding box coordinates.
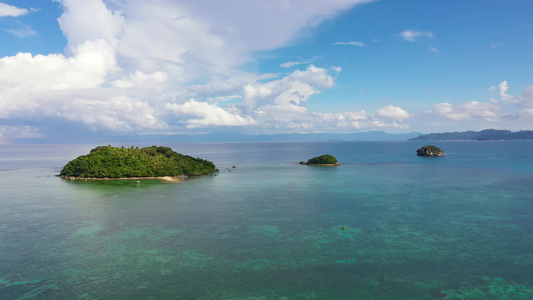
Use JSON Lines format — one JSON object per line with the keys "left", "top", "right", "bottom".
{"left": 0, "top": 0, "right": 532, "bottom": 142}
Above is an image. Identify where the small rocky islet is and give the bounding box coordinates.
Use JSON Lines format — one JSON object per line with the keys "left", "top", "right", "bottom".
{"left": 416, "top": 145, "right": 445, "bottom": 157}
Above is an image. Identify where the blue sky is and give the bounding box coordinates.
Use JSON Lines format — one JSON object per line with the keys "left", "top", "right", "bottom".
{"left": 0, "top": 0, "right": 532, "bottom": 142}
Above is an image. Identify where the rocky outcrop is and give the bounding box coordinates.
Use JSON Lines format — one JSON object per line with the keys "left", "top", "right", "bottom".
{"left": 417, "top": 145, "right": 445, "bottom": 157}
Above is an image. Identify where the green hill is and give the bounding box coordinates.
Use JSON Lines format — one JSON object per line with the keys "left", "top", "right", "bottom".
{"left": 306, "top": 154, "right": 338, "bottom": 165}
{"left": 59, "top": 145, "right": 216, "bottom": 178}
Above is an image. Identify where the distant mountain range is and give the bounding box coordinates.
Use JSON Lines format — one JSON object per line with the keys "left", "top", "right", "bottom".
{"left": 103, "top": 131, "right": 424, "bottom": 143}
{"left": 18, "top": 131, "right": 422, "bottom": 144}
{"left": 18, "top": 129, "right": 533, "bottom": 144}
{"left": 410, "top": 129, "right": 533, "bottom": 140}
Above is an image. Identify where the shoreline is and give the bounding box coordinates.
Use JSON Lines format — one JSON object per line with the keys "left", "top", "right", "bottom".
{"left": 58, "top": 175, "right": 187, "bottom": 182}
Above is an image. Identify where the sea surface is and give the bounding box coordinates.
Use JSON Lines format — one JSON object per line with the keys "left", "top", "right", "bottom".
{"left": 1, "top": 141, "right": 532, "bottom": 299}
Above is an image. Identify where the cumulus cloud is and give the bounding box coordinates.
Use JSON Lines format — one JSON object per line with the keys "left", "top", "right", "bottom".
{"left": 0, "top": 40, "right": 116, "bottom": 91}
{"left": 400, "top": 30, "right": 434, "bottom": 42}
{"left": 0, "top": 0, "right": 387, "bottom": 137}
{"left": 313, "top": 111, "right": 367, "bottom": 129}
{"left": 377, "top": 105, "right": 412, "bottom": 121}
{"left": 112, "top": 71, "right": 168, "bottom": 88}
{"left": 240, "top": 65, "right": 336, "bottom": 115}
{"left": 496, "top": 81, "right": 533, "bottom": 106}
{"left": 0, "top": 3, "right": 29, "bottom": 17}
{"left": 424, "top": 82, "right": 533, "bottom": 129}
{"left": 59, "top": 95, "right": 165, "bottom": 132}
{"left": 311, "top": 110, "right": 410, "bottom": 131}
{"left": 113, "top": 0, "right": 374, "bottom": 74}
{"left": 430, "top": 101, "right": 501, "bottom": 121}
{"left": 58, "top": 0, "right": 124, "bottom": 53}
{"left": 166, "top": 99, "right": 256, "bottom": 128}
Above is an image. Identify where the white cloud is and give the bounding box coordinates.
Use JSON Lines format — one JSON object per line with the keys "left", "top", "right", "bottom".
{"left": 430, "top": 101, "right": 501, "bottom": 121}
{"left": 112, "top": 71, "right": 168, "bottom": 88}
{"left": 429, "top": 47, "right": 439, "bottom": 53}
{"left": 377, "top": 105, "right": 412, "bottom": 121}
{"left": 400, "top": 30, "right": 434, "bottom": 42}
{"left": 169, "top": 0, "right": 375, "bottom": 53}
{"left": 521, "top": 109, "right": 533, "bottom": 117}
{"left": 4, "top": 24, "right": 36, "bottom": 37}
{"left": 113, "top": 0, "right": 374, "bottom": 75}
{"left": 422, "top": 82, "right": 533, "bottom": 130}
{"left": 166, "top": 99, "right": 256, "bottom": 128}
{"left": 279, "top": 56, "right": 319, "bottom": 68}
{"left": 313, "top": 111, "right": 367, "bottom": 129}
{"left": 280, "top": 61, "right": 307, "bottom": 68}
{"left": 333, "top": 41, "right": 366, "bottom": 46}
{"left": 59, "top": 95, "right": 164, "bottom": 132}
{"left": 57, "top": 0, "right": 124, "bottom": 53}
{"left": 280, "top": 57, "right": 320, "bottom": 68}
{"left": 311, "top": 110, "right": 410, "bottom": 131}
{"left": 498, "top": 81, "right": 517, "bottom": 103}
{"left": 0, "top": 0, "right": 388, "bottom": 136}
{"left": 496, "top": 81, "right": 533, "bottom": 106}
{"left": 240, "top": 65, "right": 336, "bottom": 114}
{"left": 0, "top": 39, "right": 116, "bottom": 92}
{"left": 332, "top": 66, "right": 342, "bottom": 74}
{"left": 0, "top": 3, "right": 29, "bottom": 17}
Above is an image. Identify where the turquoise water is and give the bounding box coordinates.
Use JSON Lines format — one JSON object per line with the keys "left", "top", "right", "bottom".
{"left": 1, "top": 141, "right": 533, "bottom": 299}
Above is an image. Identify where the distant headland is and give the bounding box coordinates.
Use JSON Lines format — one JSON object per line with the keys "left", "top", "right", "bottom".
{"left": 410, "top": 129, "right": 533, "bottom": 141}
{"left": 59, "top": 145, "right": 217, "bottom": 180}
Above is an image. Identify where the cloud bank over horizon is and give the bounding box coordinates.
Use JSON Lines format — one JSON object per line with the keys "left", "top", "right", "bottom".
{"left": 0, "top": 0, "right": 532, "bottom": 141}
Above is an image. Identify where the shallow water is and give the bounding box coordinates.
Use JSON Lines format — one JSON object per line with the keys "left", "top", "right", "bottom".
{"left": 1, "top": 141, "right": 532, "bottom": 299}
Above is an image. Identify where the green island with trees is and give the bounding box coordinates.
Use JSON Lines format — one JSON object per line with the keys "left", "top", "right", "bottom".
{"left": 59, "top": 145, "right": 217, "bottom": 179}
{"left": 300, "top": 154, "right": 339, "bottom": 166}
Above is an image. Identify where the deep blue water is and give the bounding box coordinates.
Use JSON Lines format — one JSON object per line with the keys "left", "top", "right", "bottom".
{"left": 1, "top": 141, "right": 532, "bottom": 299}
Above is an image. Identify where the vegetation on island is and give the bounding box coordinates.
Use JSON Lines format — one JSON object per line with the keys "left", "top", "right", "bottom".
{"left": 59, "top": 145, "right": 216, "bottom": 178}
{"left": 306, "top": 154, "right": 338, "bottom": 165}
{"left": 410, "top": 129, "right": 533, "bottom": 140}
{"left": 425, "top": 145, "right": 441, "bottom": 152}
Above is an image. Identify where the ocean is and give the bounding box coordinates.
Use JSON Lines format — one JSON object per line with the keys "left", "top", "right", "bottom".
{"left": 1, "top": 141, "right": 532, "bottom": 299}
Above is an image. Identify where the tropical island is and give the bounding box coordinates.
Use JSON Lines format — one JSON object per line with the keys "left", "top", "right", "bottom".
{"left": 300, "top": 154, "right": 340, "bottom": 166}
{"left": 410, "top": 129, "right": 533, "bottom": 140}
{"left": 59, "top": 145, "right": 217, "bottom": 180}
